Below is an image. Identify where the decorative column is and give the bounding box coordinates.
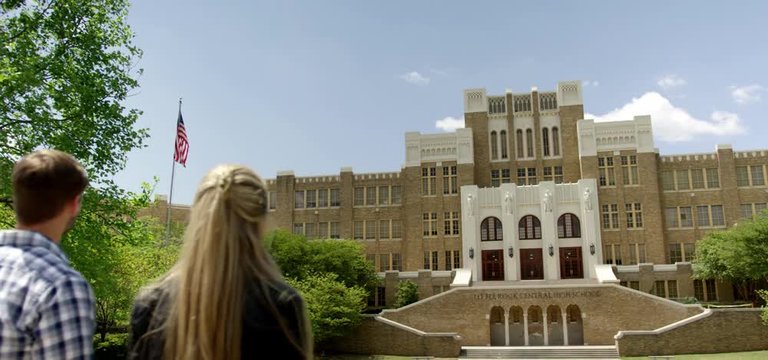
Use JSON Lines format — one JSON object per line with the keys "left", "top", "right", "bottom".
{"left": 562, "top": 311, "right": 569, "bottom": 345}
{"left": 504, "top": 313, "right": 510, "bottom": 346}
{"left": 523, "top": 312, "right": 529, "bottom": 346}
{"left": 543, "top": 313, "right": 549, "bottom": 346}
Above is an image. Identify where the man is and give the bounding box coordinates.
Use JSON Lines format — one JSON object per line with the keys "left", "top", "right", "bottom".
{"left": 0, "top": 150, "right": 95, "bottom": 359}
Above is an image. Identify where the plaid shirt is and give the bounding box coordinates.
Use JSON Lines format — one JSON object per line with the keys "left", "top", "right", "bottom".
{"left": 0, "top": 230, "right": 95, "bottom": 359}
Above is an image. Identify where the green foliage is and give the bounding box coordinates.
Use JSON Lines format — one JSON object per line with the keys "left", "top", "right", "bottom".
{"left": 287, "top": 273, "right": 367, "bottom": 345}
{"left": 695, "top": 214, "right": 768, "bottom": 282}
{"left": 393, "top": 280, "right": 419, "bottom": 308}
{"left": 759, "top": 290, "right": 768, "bottom": 325}
{"left": 266, "top": 230, "right": 379, "bottom": 291}
{"left": 266, "top": 230, "right": 378, "bottom": 347}
{"left": 93, "top": 333, "right": 128, "bottom": 360}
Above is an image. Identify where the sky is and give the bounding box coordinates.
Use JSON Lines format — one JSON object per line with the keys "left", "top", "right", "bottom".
{"left": 115, "top": 0, "right": 768, "bottom": 205}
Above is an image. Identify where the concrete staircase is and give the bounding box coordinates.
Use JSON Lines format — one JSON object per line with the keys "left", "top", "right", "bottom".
{"left": 460, "top": 345, "right": 619, "bottom": 359}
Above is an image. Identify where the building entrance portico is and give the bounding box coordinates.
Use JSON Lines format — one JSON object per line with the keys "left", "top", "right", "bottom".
{"left": 487, "top": 304, "right": 583, "bottom": 346}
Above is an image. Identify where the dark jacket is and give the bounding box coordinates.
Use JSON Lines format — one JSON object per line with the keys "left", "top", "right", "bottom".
{"left": 128, "top": 279, "right": 309, "bottom": 360}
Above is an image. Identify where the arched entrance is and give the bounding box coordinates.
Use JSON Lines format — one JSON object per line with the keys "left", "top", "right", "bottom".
{"left": 508, "top": 306, "right": 524, "bottom": 346}
{"left": 527, "top": 305, "right": 544, "bottom": 345}
{"left": 566, "top": 305, "right": 584, "bottom": 345}
{"left": 547, "top": 305, "right": 564, "bottom": 345}
{"left": 489, "top": 306, "right": 505, "bottom": 346}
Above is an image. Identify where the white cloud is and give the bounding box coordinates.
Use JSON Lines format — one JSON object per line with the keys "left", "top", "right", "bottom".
{"left": 657, "top": 74, "right": 686, "bottom": 90}
{"left": 584, "top": 92, "right": 744, "bottom": 142}
{"left": 730, "top": 84, "right": 764, "bottom": 104}
{"left": 400, "top": 71, "right": 430, "bottom": 86}
{"left": 435, "top": 116, "right": 464, "bottom": 132}
{"left": 583, "top": 80, "right": 600, "bottom": 87}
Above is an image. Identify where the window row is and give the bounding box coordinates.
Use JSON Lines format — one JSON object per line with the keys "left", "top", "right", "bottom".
{"left": 604, "top": 243, "right": 647, "bottom": 265}
{"left": 354, "top": 185, "right": 402, "bottom": 206}
{"left": 354, "top": 220, "right": 403, "bottom": 240}
{"left": 661, "top": 168, "right": 720, "bottom": 191}
{"left": 422, "top": 212, "right": 461, "bottom": 237}
{"left": 421, "top": 165, "right": 458, "bottom": 196}
{"left": 292, "top": 222, "right": 340, "bottom": 239}
{"left": 736, "top": 165, "right": 766, "bottom": 187}
{"left": 367, "top": 253, "right": 402, "bottom": 272}
{"left": 598, "top": 155, "right": 639, "bottom": 187}
{"left": 665, "top": 205, "right": 726, "bottom": 228}
{"left": 652, "top": 280, "right": 678, "bottom": 299}
{"left": 667, "top": 243, "right": 695, "bottom": 263}
{"left": 693, "top": 279, "right": 718, "bottom": 302}
{"left": 489, "top": 166, "right": 562, "bottom": 187}
{"left": 740, "top": 203, "right": 767, "bottom": 219}
{"left": 423, "top": 250, "right": 462, "bottom": 271}
{"left": 480, "top": 214, "right": 581, "bottom": 241}
{"left": 601, "top": 203, "right": 643, "bottom": 229}
{"left": 294, "top": 188, "right": 341, "bottom": 209}
{"left": 541, "top": 127, "right": 561, "bottom": 157}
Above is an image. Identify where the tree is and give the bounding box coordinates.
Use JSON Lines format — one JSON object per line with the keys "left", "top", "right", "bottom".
{"left": 1, "top": 0, "right": 150, "bottom": 325}
{"left": 695, "top": 213, "right": 768, "bottom": 303}
{"left": 393, "top": 280, "right": 419, "bottom": 308}
{"left": 287, "top": 273, "right": 367, "bottom": 345}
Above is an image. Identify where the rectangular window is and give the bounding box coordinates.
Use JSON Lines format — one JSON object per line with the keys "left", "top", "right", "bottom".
{"left": 756, "top": 203, "right": 767, "bottom": 216}
{"left": 694, "top": 280, "right": 704, "bottom": 301}
{"left": 444, "top": 211, "right": 460, "bottom": 235}
{"left": 736, "top": 166, "right": 750, "bottom": 187}
{"left": 543, "top": 166, "right": 563, "bottom": 183}
{"left": 751, "top": 165, "right": 765, "bottom": 186}
{"left": 354, "top": 187, "right": 364, "bottom": 206}
{"left": 598, "top": 156, "right": 616, "bottom": 186}
{"left": 330, "top": 188, "right": 341, "bottom": 207}
{"left": 602, "top": 204, "right": 619, "bottom": 229}
{"left": 554, "top": 166, "right": 563, "bottom": 184}
{"left": 653, "top": 280, "right": 666, "bottom": 297}
{"left": 706, "top": 168, "right": 720, "bottom": 188}
{"left": 366, "top": 187, "right": 376, "bottom": 206}
{"left": 696, "top": 205, "right": 710, "bottom": 227}
{"left": 391, "top": 220, "right": 402, "bottom": 238}
{"left": 683, "top": 243, "right": 695, "bottom": 262}
{"left": 379, "top": 220, "right": 390, "bottom": 239}
{"left": 443, "top": 165, "right": 458, "bottom": 194}
{"left": 697, "top": 205, "right": 725, "bottom": 227}
{"left": 365, "top": 220, "right": 376, "bottom": 239}
{"left": 330, "top": 222, "right": 340, "bottom": 239}
{"left": 317, "top": 189, "right": 328, "bottom": 208}
{"left": 422, "top": 167, "right": 437, "bottom": 195}
{"left": 517, "top": 167, "right": 537, "bottom": 185}
{"left": 676, "top": 169, "right": 690, "bottom": 190}
{"left": 379, "top": 254, "right": 390, "bottom": 272}
{"left": 304, "top": 223, "right": 316, "bottom": 239}
{"left": 680, "top": 206, "right": 693, "bottom": 227}
{"left": 446, "top": 250, "right": 461, "bottom": 270}
{"left": 705, "top": 279, "right": 717, "bottom": 301}
{"left": 690, "top": 169, "right": 705, "bottom": 189}
{"left": 667, "top": 280, "right": 678, "bottom": 298}
{"left": 391, "top": 253, "right": 402, "bottom": 271}
{"left": 604, "top": 244, "right": 622, "bottom": 265}
{"left": 378, "top": 186, "right": 389, "bottom": 205}
{"left": 391, "top": 186, "right": 402, "bottom": 205}
{"left": 711, "top": 205, "right": 725, "bottom": 226}
{"left": 268, "top": 191, "right": 276, "bottom": 210}
{"left": 423, "top": 251, "right": 439, "bottom": 270}
{"left": 626, "top": 203, "right": 643, "bottom": 228}
{"left": 741, "top": 203, "right": 755, "bottom": 219}
{"left": 501, "top": 169, "right": 511, "bottom": 184}
{"left": 293, "top": 223, "right": 304, "bottom": 235}
{"left": 621, "top": 155, "right": 639, "bottom": 185}
{"left": 665, "top": 207, "right": 678, "bottom": 228}
{"left": 491, "top": 169, "right": 500, "bottom": 187}
{"left": 318, "top": 222, "right": 328, "bottom": 238}
{"left": 628, "top": 243, "right": 646, "bottom": 265}
{"left": 353, "top": 221, "right": 363, "bottom": 240}
{"left": 668, "top": 243, "right": 682, "bottom": 263}
{"left": 423, "top": 212, "right": 437, "bottom": 236}
{"left": 661, "top": 171, "right": 675, "bottom": 191}
{"left": 294, "top": 190, "right": 305, "bottom": 209}
{"left": 305, "top": 190, "right": 316, "bottom": 208}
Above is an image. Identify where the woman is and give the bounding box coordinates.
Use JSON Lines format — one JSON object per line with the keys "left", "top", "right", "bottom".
{"left": 129, "top": 165, "right": 313, "bottom": 360}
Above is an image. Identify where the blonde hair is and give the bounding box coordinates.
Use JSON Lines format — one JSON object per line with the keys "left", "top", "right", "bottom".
{"left": 159, "top": 164, "right": 312, "bottom": 360}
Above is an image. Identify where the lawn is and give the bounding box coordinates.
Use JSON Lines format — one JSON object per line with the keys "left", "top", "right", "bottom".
{"left": 623, "top": 350, "right": 768, "bottom": 359}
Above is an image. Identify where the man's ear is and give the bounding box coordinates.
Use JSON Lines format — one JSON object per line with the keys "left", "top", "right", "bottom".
{"left": 67, "top": 195, "right": 82, "bottom": 215}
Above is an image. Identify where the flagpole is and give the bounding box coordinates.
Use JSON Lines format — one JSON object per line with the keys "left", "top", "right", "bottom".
{"left": 165, "top": 98, "right": 182, "bottom": 246}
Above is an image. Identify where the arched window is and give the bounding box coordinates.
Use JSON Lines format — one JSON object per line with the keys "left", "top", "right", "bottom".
{"left": 526, "top": 129, "right": 534, "bottom": 158}
{"left": 557, "top": 213, "right": 581, "bottom": 238}
{"left": 490, "top": 131, "right": 498, "bottom": 160}
{"left": 552, "top": 127, "right": 560, "bottom": 156}
{"left": 518, "top": 215, "right": 541, "bottom": 239}
{"left": 481, "top": 217, "right": 503, "bottom": 241}
{"left": 542, "top": 128, "right": 550, "bottom": 157}
{"left": 500, "top": 130, "right": 508, "bottom": 159}
{"left": 516, "top": 129, "right": 524, "bottom": 159}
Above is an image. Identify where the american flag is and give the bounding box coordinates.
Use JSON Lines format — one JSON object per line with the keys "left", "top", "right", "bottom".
{"left": 173, "top": 110, "right": 189, "bottom": 167}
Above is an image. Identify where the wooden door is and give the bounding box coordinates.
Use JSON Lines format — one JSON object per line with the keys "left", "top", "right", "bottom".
{"left": 482, "top": 250, "right": 505, "bottom": 281}
{"left": 520, "top": 249, "right": 543, "bottom": 280}
{"left": 560, "top": 247, "right": 584, "bottom": 279}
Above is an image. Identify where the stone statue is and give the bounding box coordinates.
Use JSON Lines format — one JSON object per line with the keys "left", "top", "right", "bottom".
{"left": 505, "top": 191, "right": 514, "bottom": 215}
{"left": 542, "top": 190, "right": 553, "bottom": 213}
{"left": 583, "top": 188, "right": 593, "bottom": 211}
{"left": 466, "top": 194, "right": 474, "bottom": 217}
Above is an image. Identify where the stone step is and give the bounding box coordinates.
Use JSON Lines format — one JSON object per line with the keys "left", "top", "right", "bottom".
{"left": 460, "top": 345, "right": 619, "bottom": 359}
